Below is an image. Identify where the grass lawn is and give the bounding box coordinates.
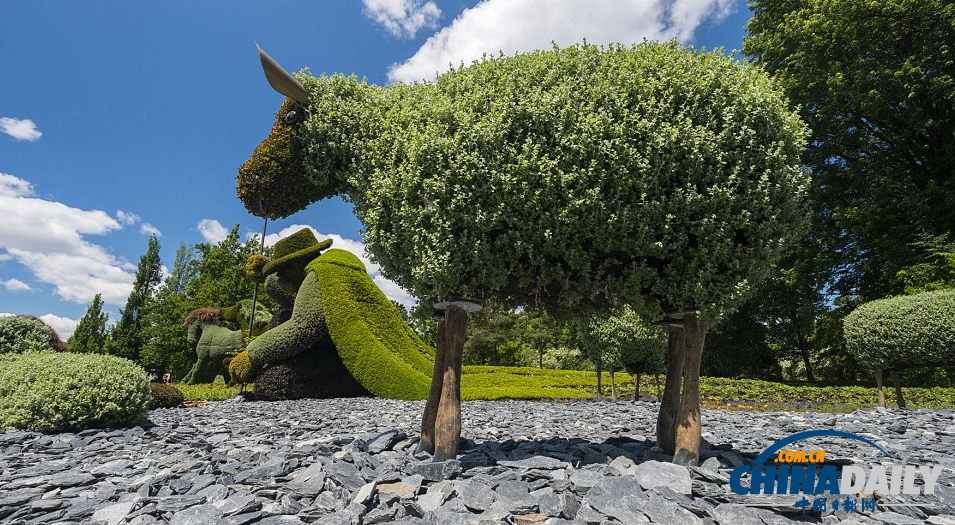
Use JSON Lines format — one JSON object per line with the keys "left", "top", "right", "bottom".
{"left": 174, "top": 366, "right": 954, "bottom": 412}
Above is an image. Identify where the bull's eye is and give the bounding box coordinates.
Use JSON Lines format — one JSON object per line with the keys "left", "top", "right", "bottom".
{"left": 284, "top": 111, "right": 298, "bottom": 125}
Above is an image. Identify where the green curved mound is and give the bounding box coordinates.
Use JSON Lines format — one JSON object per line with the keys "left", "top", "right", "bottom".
{"left": 308, "top": 249, "right": 595, "bottom": 401}
{"left": 309, "top": 249, "right": 434, "bottom": 400}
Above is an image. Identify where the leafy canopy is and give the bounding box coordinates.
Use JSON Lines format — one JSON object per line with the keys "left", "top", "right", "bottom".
{"left": 289, "top": 42, "right": 807, "bottom": 318}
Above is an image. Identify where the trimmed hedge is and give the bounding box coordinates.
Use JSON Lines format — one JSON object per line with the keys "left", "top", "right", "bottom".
{"left": 0, "top": 315, "right": 64, "bottom": 354}
{"left": 309, "top": 249, "right": 434, "bottom": 400}
{"left": 0, "top": 352, "right": 150, "bottom": 432}
{"left": 844, "top": 289, "right": 955, "bottom": 369}
{"left": 183, "top": 316, "right": 243, "bottom": 385}
{"left": 149, "top": 383, "right": 184, "bottom": 409}
{"left": 253, "top": 341, "right": 370, "bottom": 400}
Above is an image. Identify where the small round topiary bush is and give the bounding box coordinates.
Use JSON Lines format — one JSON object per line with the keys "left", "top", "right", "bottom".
{"left": 844, "top": 289, "right": 955, "bottom": 369}
{"left": 0, "top": 315, "right": 64, "bottom": 354}
{"left": 0, "top": 352, "right": 151, "bottom": 433}
{"left": 149, "top": 383, "right": 184, "bottom": 409}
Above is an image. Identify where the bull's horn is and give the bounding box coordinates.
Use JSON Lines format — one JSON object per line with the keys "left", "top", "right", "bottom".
{"left": 256, "top": 44, "right": 309, "bottom": 104}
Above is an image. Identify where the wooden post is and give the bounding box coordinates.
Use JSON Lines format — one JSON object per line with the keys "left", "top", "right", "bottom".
{"left": 657, "top": 325, "right": 685, "bottom": 454}
{"left": 891, "top": 370, "right": 906, "bottom": 409}
{"left": 674, "top": 312, "right": 706, "bottom": 467}
{"left": 433, "top": 304, "right": 468, "bottom": 462}
{"left": 610, "top": 363, "right": 617, "bottom": 402}
{"left": 596, "top": 359, "right": 603, "bottom": 399}
{"left": 874, "top": 370, "right": 887, "bottom": 408}
{"left": 417, "top": 317, "right": 447, "bottom": 455}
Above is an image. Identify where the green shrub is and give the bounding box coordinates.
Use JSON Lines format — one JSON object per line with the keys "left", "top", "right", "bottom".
{"left": 844, "top": 289, "right": 955, "bottom": 369}
{"left": 149, "top": 382, "right": 184, "bottom": 409}
{"left": 0, "top": 315, "right": 63, "bottom": 354}
{"left": 0, "top": 352, "right": 150, "bottom": 432}
{"left": 309, "top": 249, "right": 435, "bottom": 400}
{"left": 253, "top": 342, "right": 370, "bottom": 401}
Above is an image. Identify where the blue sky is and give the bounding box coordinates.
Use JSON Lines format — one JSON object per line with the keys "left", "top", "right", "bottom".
{"left": 0, "top": 0, "right": 752, "bottom": 338}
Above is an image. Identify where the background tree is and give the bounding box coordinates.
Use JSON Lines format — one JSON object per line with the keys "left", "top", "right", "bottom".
{"left": 68, "top": 294, "right": 109, "bottom": 353}
{"left": 744, "top": 0, "right": 955, "bottom": 302}
{"left": 107, "top": 235, "right": 162, "bottom": 362}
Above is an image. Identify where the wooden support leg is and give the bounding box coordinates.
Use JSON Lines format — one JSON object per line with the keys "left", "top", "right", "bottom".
{"left": 610, "top": 364, "right": 617, "bottom": 402}
{"left": 433, "top": 305, "right": 468, "bottom": 462}
{"left": 657, "top": 326, "right": 685, "bottom": 454}
{"left": 875, "top": 370, "right": 886, "bottom": 408}
{"left": 634, "top": 372, "right": 641, "bottom": 403}
{"left": 891, "top": 370, "right": 906, "bottom": 409}
{"left": 417, "top": 318, "right": 447, "bottom": 455}
{"left": 674, "top": 312, "right": 706, "bottom": 467}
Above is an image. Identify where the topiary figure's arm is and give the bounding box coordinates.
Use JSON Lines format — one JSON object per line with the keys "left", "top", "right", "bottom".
{"left": 246, "top": 271, "right": 329, "bottom": 375}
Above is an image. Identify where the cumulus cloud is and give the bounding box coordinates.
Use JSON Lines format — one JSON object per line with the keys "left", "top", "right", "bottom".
{"left": 116, "top": 210, "right": 141, "bottom": 225}
{"left": 197, "top": 219, "right": 229, "bottom": 244}
{"left": 39, "top": 313, "right": 79, "bottom": 340}
{"left": 0, "top": 117, "right": 42, "bottom": 141}
{"left": 362, "top": 0, "right": 441, "bottom": 39}
{"left": 262, "top": 224, "right": 417, "bottom": 309}
{"left": 1, "top": 278, "right": 31, "bottom": 292}
{"left": 0, "top": 172, "right": 134, "bottom": 305}
{"left": 140, "top": 223, "right": 162, "bottom": 237}
{"left": 387, "top": 0, "right": 735, "bottom": 82}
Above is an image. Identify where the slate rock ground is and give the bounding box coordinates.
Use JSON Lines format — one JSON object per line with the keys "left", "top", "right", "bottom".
{"left": 0, "top": 398, "right": 952, "bottom": 524}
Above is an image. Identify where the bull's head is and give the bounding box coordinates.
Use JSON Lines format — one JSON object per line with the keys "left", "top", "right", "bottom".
{"left": 236, "top": 46, "right": 317, "bottom": 219}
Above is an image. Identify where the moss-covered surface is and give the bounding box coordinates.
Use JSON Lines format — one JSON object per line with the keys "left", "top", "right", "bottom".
{"left": 254, "top": 341, "right": 371, "bottom": 401}
{"left": 246, "top": 272, "right": 329, "bottom": 374}
{"left": 309, "top": 249, "right": 434, "bottom": 400}
{"left": 183, "top": 313, "right": 243, "bottom": 384}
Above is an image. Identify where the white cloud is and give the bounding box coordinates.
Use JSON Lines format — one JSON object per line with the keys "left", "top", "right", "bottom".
{"left": 116, "top": 210, "right": 141, "bottom": 225}
{"left": 1, "top": 278, "right": 32, "bottom": 292}
{"left": 0, "top": 117, "right": 42, "bottom": 141}
{"left": 0, "top": 172, "right": 134, "bottom": 305}
{"left": 140, "top": 223, "right": 162, "bottom": 237}
{"left": 197, "top": 219, "right": 229, "bottom": 243}
{"left": 263, "top": 224, "right": 417, "bottom": 309}
{"left": 39, "top": 313, "right": 78, "bottom": 340}
{"left": 362, "top": 0, "right": 441, "bottom": 39}
{"left": 387, "top": 0, "right": 735, "bottom": 82}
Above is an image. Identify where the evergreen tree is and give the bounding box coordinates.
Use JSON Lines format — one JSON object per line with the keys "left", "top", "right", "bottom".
{"left": 68, "top": 294, "right": 109, "bottom": 353}
{"left": 108, "top": 235, "right": 162, "bottom": 362}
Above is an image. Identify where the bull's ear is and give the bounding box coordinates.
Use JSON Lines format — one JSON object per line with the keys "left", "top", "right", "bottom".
{"left": 256, "top": 44, "right": 309, "bottom": 104}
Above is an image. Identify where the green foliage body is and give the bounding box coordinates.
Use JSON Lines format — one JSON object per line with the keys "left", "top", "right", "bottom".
{"left": 844, "top": 289, "right": 955, "bottom": 370}
{"left": 0, "top": 352, "right": 150, "bottom": 432}
{"left": 69, "top": 294, "right": 109, "bottom": 353}
{"left": 0, "top": 316, "right": 57, "bottom": 355}
{"left": 182, "top": 318, "right": 243, "bottom": 384}
{"left": 745, "top": 0, "right": 955, "bottom": 302}
{"left": 240, "top": 41, "right": 808, "bottom": 320}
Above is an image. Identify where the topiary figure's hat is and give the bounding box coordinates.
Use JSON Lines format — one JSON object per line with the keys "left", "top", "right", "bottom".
{"left": 261, "top": 228, "right": 332, "bottom": 277}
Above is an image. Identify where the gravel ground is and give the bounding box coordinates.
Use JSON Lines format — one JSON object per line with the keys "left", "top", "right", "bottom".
{"left": 1, "top": 397, "right": 954, "bottom": 525}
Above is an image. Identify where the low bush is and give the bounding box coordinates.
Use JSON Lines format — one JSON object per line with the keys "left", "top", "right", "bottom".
{"left": 149, "top": 383, "right": 184, "bottom": 409}
{"left": 844, "top": 289, "right": 955, "bottom": 369}
{"left": 0, "top": 352, "right": 150, "bottom": 432}
{"left": 254, "top": 342, "right": 370, "bottom": 401}
{"left": 0, "top": 315, "right": 65, "bottom": 354}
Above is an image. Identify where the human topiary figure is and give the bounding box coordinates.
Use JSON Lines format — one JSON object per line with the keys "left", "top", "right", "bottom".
{"left": 181, "top": 302, "right": 271, "bottom": 384}
{"left": 240, "top": 42, "right": 808, "bottom": 464}
{"left": 844, "top": 289, "right": 955, "bottom": 408}
{"left": 0, "top": 315, "right": 66, "bottom": 354}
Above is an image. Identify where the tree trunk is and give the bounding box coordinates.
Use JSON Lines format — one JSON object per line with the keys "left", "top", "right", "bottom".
{"left": 417, "top": 318, "right": 447, "bottom": 455}
{"left": 798, "top": 338, "right": 815, "bottom": 382}
{"left": 634, "top": 372, "right": 641, "bottom": 403}
{"left": 891, "top": 370, "right": 906, "bottom": 409}
{"left": 657, "top": 326, "right": 685, "bottom": 454}
{"left": 875, "top": 370, "right": 887, "bottom": 408}
{"left": 610, "top": 363, "right": 617, "bottom": 402}
{"left": 433, "top": 305, "right": 468, "bottom": 462}
{"left": 539, "top": 345, "right": 543, "bottom": 369}
{"left": 596, "top": 359, "right": 603, "bottom": 399}
{"left": 674, "top": 312, "right": 706, "bottom": 467}
{"left": 655, "top": 373, "right": 662, "bottom": 401}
